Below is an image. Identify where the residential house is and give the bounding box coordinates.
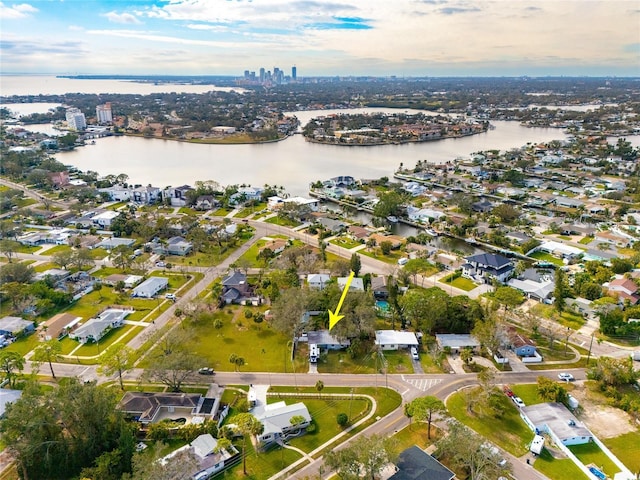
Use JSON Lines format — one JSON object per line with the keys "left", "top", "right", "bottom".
{"left": 259, "top": 239, "right": 288, "bottom": 256}
{"left": 506, "top": 231, "right": 531, "bottom": 245}
{"left": 131, "top": 277, "right": 169, "bottom": 298}
{"left": 507, "top": 328, "right": 539, "bottom": 357}
{"left": 253, "top": 401, "right": 312, "bottom": 447}
{"left": 375, "top": 330, "right": 419, "bottom": 351}
{"left": 435, "top": 334, "right": 480, "bottom": 353}
{"left": 39, "top": 312, "right": 81, "bottom": 340}
{"left": 306, "top": 330, "right": 350, "bottom": 350}
{"left": 92, "top": 211, "right": 119, "bottom": 228}
{"left": 606, "top": 278, "right": 639, "bottom": 305}
{"left": 118, "top": 391, "right": 219, "bottom": 424}
{"left": 559, "top": 224, "right": 595, "bottom": 236}
{"left": 324, "top": 175, "right": 356, "bottom": 188}
{"left": 316, "top": 217, "right": 346, "bottom": 234}
{"left": 164, "top": 185, "right": 194, "bottom": 207}
{"left": 99, "top": 186, "right": 132, "bottom": 202}
{"left": 338, "top": 276, "right": 365, "bottom": 292}
{"left": 69, "top": 309, "right": 130, "bottom": 344}
{"left": 48, "top": 171, "right": 70, "bottom": 187}
{"left": 537, "top": 241, "right": 583, "bottom": 261}
{"left": 68, "top": 234, "right": 101, "bottom": 249}
{"left": 520, "top": 403, "right": 593, "bottom": 446}
{"left": 33, "top": 268, "right": 70, "bottom": 284}
{"left": 347, "top": 225, "right": 370, "bottom": 241}
{"left": 402, "top": 182, "right": 427, "bottom": 197}
{"left": 133, "top": 185, "right": 161, "bottom": 205}
{"left": 406, "top": 206, "right": 444, "bottom": 223}
{"left": 472, "top": 199, "right": 494, "bottom": 213}
{"left": 553, "top": 197, "right": 584, "bottom": 209}
{"left": 371, "top": 276, "right": 389, "bottom": 299}
{"left": 307, "top": 274, "right": 331, "bottom": 290}
{"left": 161, "top": 434, "right": 239, "bottom": 480}
{"left": 462, "top": 252, "right": 514, "bottom": 284}
{"left": 221, "top": 271, "right": 260, "bottom": 305}
{"left": 166, "top": 236, "right": 193, "bottom": 256}
{"left": 230, "top": 186, "right": 264, "bottom": 205}
{"left": 102, "top": 274, "right": 143, "bottom": 289}
{"left": 370, "top": 234, "right": 405, "bottom": 250}
{"left": 0, "top": 317, "right": 35, "bottom": 337}
{"left": 195, "top": 195, "right": 218, "bottom": 211}
{"left": 388, "top": 445, "right": 455, "bottom": 480}
{"left": 97, "top": 237, "right": 136, "bottom": 250}
{"left": 594, "top": 231, "right": 632, "bottom": 248}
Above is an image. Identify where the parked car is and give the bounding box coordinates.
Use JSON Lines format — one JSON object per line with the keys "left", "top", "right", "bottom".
{"left": 410, "top": 347, "right": 419, "bottom": 360}
{"left": 165, "top": 293, "right": 176, "bottom": 301}
{"left": 156, "top": 261, "right": 165, "bottom": 267}
{"left": 558, "top": 373, "right": 574, "bottom": 382}
{"left": 512, "top": 396, "right": 525, "bottom": 408}
{"left": 198, "top": 367, "right": 215, "bottom": 375}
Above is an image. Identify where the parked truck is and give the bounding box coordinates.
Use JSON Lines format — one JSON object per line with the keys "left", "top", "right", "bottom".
{"left": 631, "top": 351, "right": 640, "bottom": 362}
{"left": 530, "top": 435, "right": 545, "bottom": 455}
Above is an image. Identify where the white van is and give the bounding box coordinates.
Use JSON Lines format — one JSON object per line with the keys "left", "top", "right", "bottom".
{"left": 397, "top": 257, "right": 409, "bottom": 266}
{"left": 410, "top": 347, "right": 419, "bottom": 360}
{"left": 165, "top": 293, "right": 176, "bottom": 301}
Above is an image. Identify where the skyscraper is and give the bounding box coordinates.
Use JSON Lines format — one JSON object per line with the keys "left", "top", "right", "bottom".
{"left": 292, "top": 66, "right": 297, "bottom": 80}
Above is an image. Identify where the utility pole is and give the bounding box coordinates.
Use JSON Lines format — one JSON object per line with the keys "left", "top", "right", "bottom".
{"left": 586, "top": 332, "right": 595, "bottom": 366}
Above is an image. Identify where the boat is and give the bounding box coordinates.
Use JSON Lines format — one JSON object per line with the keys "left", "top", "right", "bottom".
{"left": 424, "top": 228, "right": 438, "bottom": 237}
{"left": 386, "top": 216, "right": 398, "bottom": 223}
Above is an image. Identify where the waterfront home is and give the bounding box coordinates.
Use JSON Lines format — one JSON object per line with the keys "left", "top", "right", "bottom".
{"left": 230, "top": 186, "right": 264, "bottom": 205}
{"left": 371, "top": 276, "right": 389, "bottom": 299}
{"left": 164, "top": 185, "right": 194, "bottom": 207}
{"left": 406, "top": 205, "right": 445, "bottom": 223}
{"left": 537, "top": 241, "right": 583, "bottom": 260}
{"left": 194, "top": 195, "right": 219, "bottom": 210}
{"left": 316, "top": 217, "right": 346, "bottom": 233}
{"left": 552, "top": 196, "right": 584, "bottom": 209}
{"left": 102, "top": 274, "right": 143, "bottom": 289}
{"left": 133, "top": 185, "right": 161, "bottom": 204}
{"left": 462, "top": 252, "right": 514, "bottom": 284}
{"left": 507, "top": 269, "right": 554, "bottom": 303}
{"left": 92, "top": 210, "right": 119, "bottom": 228}
{"left": 324, "top": 175, "right": 356, "bottom": 188}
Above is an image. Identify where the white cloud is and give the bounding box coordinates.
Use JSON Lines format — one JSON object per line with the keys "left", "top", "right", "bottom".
{"left": 103, "top": 11, "right": 142, "bottom": 25}
{"left": 0, "top": 2, "right": 38, "bottom": 19}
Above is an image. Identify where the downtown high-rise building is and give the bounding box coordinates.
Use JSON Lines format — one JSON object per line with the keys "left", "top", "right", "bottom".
{"left": 292, "top": 66, "right": 297, "bottom": 80}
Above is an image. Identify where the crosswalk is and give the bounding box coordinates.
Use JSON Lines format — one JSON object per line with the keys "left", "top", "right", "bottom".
{"left": 401, "top": 376, "right": 443, "bottom": 392}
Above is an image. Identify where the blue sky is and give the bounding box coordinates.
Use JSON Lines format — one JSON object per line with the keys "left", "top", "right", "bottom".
{"left": 1, "top": 0, "right": 639, "bottom": 76}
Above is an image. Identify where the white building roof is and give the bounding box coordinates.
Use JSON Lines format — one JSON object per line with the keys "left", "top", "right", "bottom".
{"left": 254, "top": 401, "right": 311, "bottom": 437}
{"left": 375, "top": 330, "right": 419, "bottom": 346}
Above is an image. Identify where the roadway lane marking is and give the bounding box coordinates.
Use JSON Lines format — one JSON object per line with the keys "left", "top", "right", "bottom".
{"left": 402, "top": 377, "right": 443, "bottom": 392}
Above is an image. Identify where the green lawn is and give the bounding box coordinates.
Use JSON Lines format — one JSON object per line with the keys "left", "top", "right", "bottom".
{"left": 569, "top": 443, "right": 622, "bottom": 478}
{"left": 265, "top": 216, "right": 300, "bottom": 228}
{"left": 358, "top": 248, "right": 404, "bottom": 265}
{"left": 141, "top": 306, "right": 307, "bottom": 372}
{"left": 270, "top": 396, "right": 370, "bottom": 452}
{"left": 33, "top": 262, "right": 57, "bottom": 272}
{"left": 329, "top": 237, "right": 363, "bottom": 250}
{"left": 393, "top": 423, "right": 441, "bottom": 451}
{"left": 235, "top": 238, "right": 270, "bottom": 268}
{"left": 234, "top": 203, "right": 266, "bottom": 218}
{"left": 578, "top": 237, "right": 594, "bottom": 245}
{"left": 41, "top": 244, "right": 72, "bottom": 255}
{"left": 439, "top": 274, "right": 477, "bottom": 291}
{"left": 105, "top": 201, "right": 130, "bottom": 211}
{"left": 530, "top": 304, "right": 586, "bottom": 330}
{"left": 510, "top": 384, "right": 545, "bottom": 406}
{"left": 213, "top": 207, "right": 234, "bottom": 217}
{"left": 446, "top": 389, "right": 531, "bottom": 456}
{"left": 602, "top": 431, "right": 640, "bottom": 472}
{"left": 529, "top": 251, "right": 564, "bottom": 266}
{"left": 70, "top": 325, "right": 141, "bottom": 357}
{"left": 534, "top": 447, "right": 589, "bottom": 480}
{"left": 319, "top": 348, "right": 410, "bottom": 375}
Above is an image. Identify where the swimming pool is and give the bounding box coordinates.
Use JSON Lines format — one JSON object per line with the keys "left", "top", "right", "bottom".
{"left": 588, "top": 466, "right": 606, "bottom": 480}
{"left": 376, "top": 300, "right": 390, "bottom": 311}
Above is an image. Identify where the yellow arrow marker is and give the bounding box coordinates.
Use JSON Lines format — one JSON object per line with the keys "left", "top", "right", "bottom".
{"left": 329, "top": 270, "right": 355, "bottom": 330}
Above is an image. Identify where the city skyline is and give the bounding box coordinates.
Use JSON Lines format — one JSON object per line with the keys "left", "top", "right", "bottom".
{"left": 0, "top": 0, "right": 639, "bottom": 77}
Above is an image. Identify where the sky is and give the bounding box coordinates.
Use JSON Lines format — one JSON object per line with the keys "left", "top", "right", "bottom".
{"left": 1, "top": 0, "right": 639, "bottom": 77}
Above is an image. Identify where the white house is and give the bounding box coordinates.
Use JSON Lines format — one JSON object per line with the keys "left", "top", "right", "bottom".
{"left": 307, "top": 274, "right": 331, "bottom": 290}
{"left": 374, "top": 330, "right": 419, "bottom": 351}
{"left": 253, "top": 401, "right": 312, "bottom": 446}
{"left": 132, "top": 277, "right": 169, "bottom": 298}
{"left": 435, "top": 333, "right": 481, "bottom": 353}
{"left": 462, "top": 253, "right": 514, "bottom": 284}
{"left": 69, "top": 309, "right": 130, "bottom": 344}
{"left": 92, "top": 211, "right": 119, "bottom": 228}
{"left": 338, "top": 276, "right": 365, "bottom": 292}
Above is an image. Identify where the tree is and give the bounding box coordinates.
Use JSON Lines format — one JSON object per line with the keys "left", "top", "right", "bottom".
{"left": 269, "top": 287, "right": 311, "bottom": 338}
{"left": 324, "top": 434, "right": 398, "bottom": 480}
{"left": 379, "top": 240, "right": 393, "bottom": 255}
{"left": 0, "top": 350, "right": 24, "bottom": 388}
{"left": 0, "top": 239, "right": 18, "bottom": 263}
{"left": 373, "top": 191, "right": 404, "bottom": 219}
{"left": 0, "top": 261, "right": 35, "bottom": 284}
{"left": 537, "top": 376, "right": 568, "bottom": 404}
{"left": 73, "top": 247, "right": 95, "bottom": 270}
{"left": 2, "top": 379, "right": 135, "bottom": 480}
{"left": 493, "top": 286, "right": 524, "bottom": 311}
{"left": 554, "top": 268, "right": 569, "bottom": 313}
{"left": 53, "top": 249, "right": 74, "bottom": 269}
{"left": 315, "top": 380, "right": 324, "bottom": 398}
{"left": 460, "top": 347, "right": 473, "bottom": 366}
{"left": 436, "top": 419, "right": 510, "bottom": 480}
{"left": 289, "top": 415, "right": 306, "bottom": 429}
{"left": 232, "top": 413, "right": 264, "bottom": 475}
{"left": 336, "top": 412, "right": 349, "bottom": 427}
{"left": 32, "top": 339, "right": 62, "bottom": 379}
{"left": 405, "top": 396, "right": 446, "bottom": 440}
{"left": 229, "top": 353, "right": 245, "bottom": 371}
{"left": 350, "top": 253, "right": 361, "bottom": 277}
{"left": 146, "top": 332, "right": 203, "bottom": 392}
{"left": 98, "top": 343, "right": 136, "bottom": 390}
{"left": 587, "top": 356, "right": 639, "bottom": 388}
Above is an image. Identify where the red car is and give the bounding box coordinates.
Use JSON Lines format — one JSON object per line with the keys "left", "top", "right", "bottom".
{"left": 503, "top": 385, "right": 514, "bottom": 397}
